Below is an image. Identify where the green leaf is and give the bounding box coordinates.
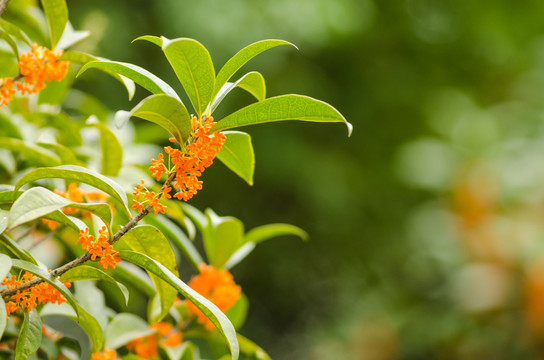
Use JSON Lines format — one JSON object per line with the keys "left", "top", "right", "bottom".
{"left": 0, "top": 29, "right": 19, "bottom": 58}
{"left": 225, "top": 223, "right": 308, "bottom": 269}
{"left": 108, "top": 263, "right": 155, "bottom": 297}
{"left": 77, "top": 60, "right": 181, "bottom": 102}
{"left": 213, "top": 39, "right": 295, "bottom": 101}
{"left": 44, "top": 210, "right": 87, "bottom": 232}
{"left": 40, "top": 0, "right": 68, "bottom": 49}
{"left": 225, "top": 293, "right": 248, "bottom": 330}
{"left": 203, "top": 209, "right": 245, "bottom": 269}
{"left": 37, "top": 142, "right": 80, "bottom": 165}
{"left": 133, "top": 34, "right": 162, "bottom": 47}
{"left": 56, "top": 21, "right": 90, "bottom": 50}
{"left": 15, "top": 309, "right": 41, "bottom": 360}
{"left": 0, "top": 254, "right": 11, "bottom": 279}
{"left": 161, "top": 37, "right": 215, "bottom": 116}
{"left": 86, "top": 120, "right": 123, "bottom": 177}
{"left": 105, "top": 313, "right": 154, "bottom": 349}
{"left": 144, "top": 214, "right": 203, "bottom": 270}
{"left": 119, "top": 250, "right": 239, "bottom": 360}
{"left": 211, "top": 71, "right": 266, "bottom": 113}
{"left": 0, "top": 297, "right": 6, "bottom": 339}
{"left": 0, "top": 19, "right": 31, "bottom": 46}
{"left": 212, "top": 95, "right": 353, "bottom": 136}
{"left": 62, "top": 51, "right": 136, "bottom": 100}
{"left": 121, "top": 225, "right": 178, "bottom": 322}
{"left": 8, "top": 187, "right": 112, "bottom": 229}
{"left": 0, "top": 138, "right": 60, "bottom": 167}
{"left": 10, "top": 259, "right": 79, "bottom": 319}
{"left": 60, "top": 265, "right": 130, "bottom": 306}
{"left": 40, "top": 302, "right": 105, "bottom": 353}
{"left": 165, "top": 341, "right": 198, "bottom": 360}
{"left": 0, "top": 209, "right": 7, "bottom": 234}
{"left": 216, "top": 131, "right": 255, "bottom": 186}
{"left": 114, "top": 94, "right": 191, "bottom": 143}
{"left": 15, "top": 165, "right": 130, "bottom": 215}
{"left": 0, "top": 234, "right": 37, "bottom": 263}
{"left": 237, "top": 334, "right": 271, "bottom": 360}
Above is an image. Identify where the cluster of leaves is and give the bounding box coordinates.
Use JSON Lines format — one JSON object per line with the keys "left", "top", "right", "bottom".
{"left": 0, "top": 0, "right": 350, "bottom": 359}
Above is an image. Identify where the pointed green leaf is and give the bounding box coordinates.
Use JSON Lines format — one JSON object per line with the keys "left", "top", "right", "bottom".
{"left": 211, "top": 71, "right": 266, "bottom": 113}
{"left": 15, "top": 309, "right": 41, "bottom": 360}
{"left": 56, "top": 21, "right": 90, "bottom": 50}
{"left": 203, "top": 209, "right": 245, "bottom": 269}
{"left": 37, "top": 142, "right": 81, "bottom": 165}
{"left": 109, "top": 263, "right": 155, "bottom": 297}
{"left": 60, "top": 265, "right": 129, "bottom": 306}
{"left": 0, "top": 29, "right": 19, "bottom": 58}
{"left": 0, "top": 234, "right": 36, "bottom": 263}
{"left": 105, "top": 313, "right": 154, "bottom": 349}
{"left": 0, "top": 19, "right": 31, "bottom": 46}
{"left": 0, "top": 138, "right": 60, "bottom": 166}
{"left": 8, "top": 187, "right": 112, "bottom": 229}
{"left": 144, "top": 214, "right": 203, "bottom": 270}
{"left": 44, "top": 211, "right": 87, "bottom": 232}
{"left": 121, "top": 225, "right": 178, "bottom": 322}
{"left": 15, "top": 165, "right": 130, "bottom": 215}
{"left": 213, "top": 39, "right": 295, "bottom": 100}
{"left": 225, "top": 223, "right": 308, "bottom": 269}
{"left": 133, "top": 34, "right": 162, "bottom": 47}
{"left": 87, "top": 121, "right": 123, "bottom": 177}
{"left": 114, "top": 94, "right": 191, "bottom": 143}
{"left": 161, "top": 37, "right": 215, "bottom": 116}
{"left": 10, "top": 259, "right": 79, "bottom": 319}
{"left": 0, "top": 254, "right": 11, "bottom": 280}
{"left": 119, "top": 250, "right": 239, "bottom": 360}
{"left": 0, "top": 209, "right": 7, "bottom": 234}
{"left": 62, "top": 51, "right": 136, "bottom": 100}
{"left": 216, "top": 131, "right": 255, "bottom": 186}
{"left": 40, "top": 302, "right": 105, "bottom": 353}
{"left": 212, "top": 95, "right": 353, "bottom": 136}
{"left": 77, "top": 60, "right": 181, "bottom": 102}
{"left": 40, "top": 0, "right": 68, "bottom": 49}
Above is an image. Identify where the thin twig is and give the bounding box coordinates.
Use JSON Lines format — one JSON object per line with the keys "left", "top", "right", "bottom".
{"left": 0, "top": 0, "right": 10, "bottom": 17}
{"left": 1, "top": 171, "right": 176, "bottom": 298}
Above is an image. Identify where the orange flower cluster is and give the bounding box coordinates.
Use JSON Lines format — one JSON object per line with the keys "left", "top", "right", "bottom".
{"left": 132, "top": 180, "right": 168, "bottom": 214}
{"left": 186, "top": 264, "right": 241, "bottom": 330}
{"left": 125, "top": 322, "right": 182, "bottom": 359}
{"left": 91, "top": 348, "right": 118, "bottom": 360}
{"left": 2, "top": 272, "right": 71, "bottom": 317}
{"left": 76, "top": 227, "right": 121, "bottom": 270}
{"left": 0, "top": 43, "right": 69, "bottom": 107}
{"left": 166, "top": 116, "right": 226, "bottom": 202}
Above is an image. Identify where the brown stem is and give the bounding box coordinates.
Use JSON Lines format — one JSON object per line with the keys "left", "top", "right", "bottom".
{"left": 0, "top": 0, "right": 10, "bottom": 17}
{"left": 0, "top": 171, "right": 176, "bottom": 298}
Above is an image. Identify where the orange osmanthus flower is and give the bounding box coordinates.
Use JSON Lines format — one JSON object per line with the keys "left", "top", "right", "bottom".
{"left": 186, "top": 264, "right": 241, "bottom": 330}
{"left": 0, "top": 78, "right": 15, "bottom": 106}
{"left": 91, "top": 348, "right": 119, "bottom": 360}
{"left": 77, "top": 227, "right": 121, "bottom": 270}
{"left": 2, "top": 272, "right": 71, "bottom": 317}
{"left": 125, "top": 321, "right": 182, "bottom": 358}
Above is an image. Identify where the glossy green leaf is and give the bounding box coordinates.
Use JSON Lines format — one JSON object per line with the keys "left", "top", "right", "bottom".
{"left": 44, "top": 210, "right": 87, "bottom": 232}
{"left": 41, "top": 302, "right": 105, "bottom": 353}
{"left": 119, "top": 250, "right": 239, "bottom": 360}
{"left": 60, "top": 265, "right": 130, "bottom": 305}
{"left": 0, "top": 254, "right": 11, "bottom": 279}
{"left": 162, "top": 37, "right": 215, "bottom": 116}
{"left": 105, "top": 313, "right": 154, "bottom": 349}
{"left": 37, "top": 142, "right": 80, "bottom": 165}
{"left": 133, "top": 34, "right": 162, "bottom": 47}
{"left": 10, "top": 259, "right": 79, "bottom": 319}
{"left": 56, "top": 21, "right": 90, "bottom": 50}
{"left": 8, "top": 187, "right": 112, "bottom": 229}
{"left": 109, "top": 263, "right": 155, "bottom": 297}
{"left": 2, "top": 3, "right": 47, "bottom": 45}
{"left": 15, "top": 165, "right": 130, "bottom": 215}
{"left": 41, "top": 0, "right": 68, "bottom": 49}
{"left": 203, "top": 209, "right": 244, "bottom": 269}
{"left": 121, "top": 225, "right": 178, "bottom": 322}
{"left": 216, "top": 131, "right": 255, "bottom": 186}
{"left": 144, "top": 214, "right": 203, "bottom": 270}
{"left": 0, "top": 29, "right": 19, "bottom": 58}
{"left": 0, "top": 234, "right": 36, "bottom": 263}
{"left": 0, "top": 297, "right": 6, "bottom": 339}
{"left": 237, "top": 334, "right": 271, "bottom": 360}
{"left": 166, "top": 341, "right": 198, "bottom": 360}
{"left": 0, "top": 138, "right": 60, "bottom": 166}
{"left": 15, "top": 309, "right": 41, "bottom": 360}
{"left": 0, "top": 209, "right": 7, "bottom": 234}
{"left": 86, "top": 121, "right": 123, "bottom": 177}
{"left": 211, "top": 71, "right": 266, "bottom": 113}
{"left": 62, "top": 51, "right": 136, "bottom": 100}
{"left": 225, "top": 223, "right": 308, "bottom": 270}
{"left": 213, "top": 39, "right": 295, "bottom": 100}
{"left": 0, "top": 19, "right": 31, "bottom": 46}
{"left": 77, "top": 60, "right": 181, "bottom": 102}
{"left": 114, "top": 94, "right": 191, "bottom": 143}
{"left": 212, "top": 95, "right": 353, "bottom": 136}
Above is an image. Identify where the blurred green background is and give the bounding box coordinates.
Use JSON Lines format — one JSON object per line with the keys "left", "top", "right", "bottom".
{"left": 65, "top": 0, "right": 544, "bottom": 358}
